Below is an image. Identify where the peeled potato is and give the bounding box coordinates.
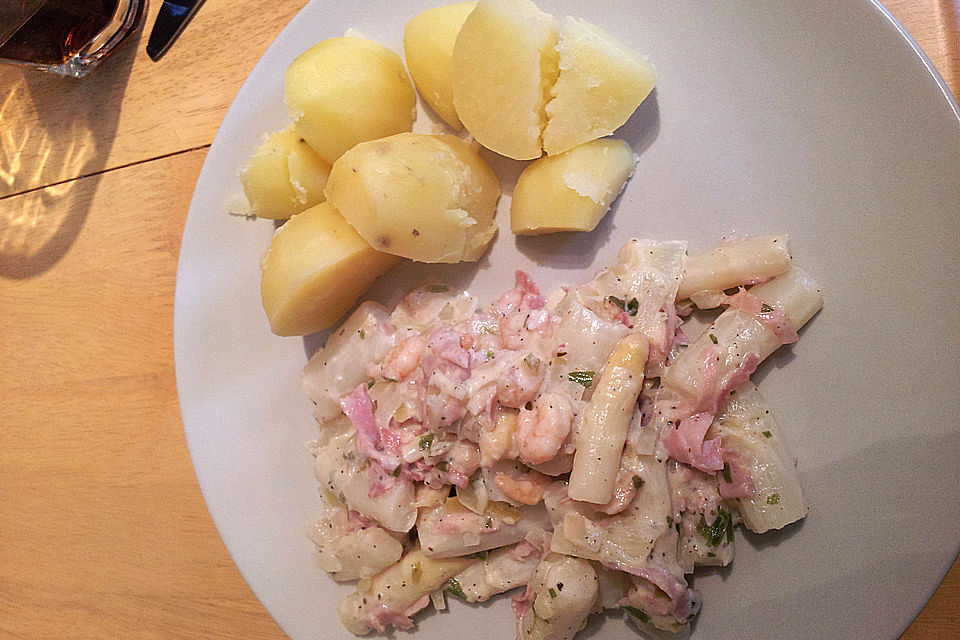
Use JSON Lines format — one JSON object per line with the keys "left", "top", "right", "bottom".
{"left": 285, "top": 36, "right": 416, "bottom": 164}
{"left": 260, "top": 202, "right": 399, "bottom": 336}
{"left": 240, "top": 125, "right": 331, "bottom": 220}
{"left": 404, "top": 2, "right": 477, "bottom": 130}
{"left": 542, "top": 16, "right": 657, "bottom": 155}
{"left": 324, "top": 133, "right": 500, "bottom": 263}
{"left": 451, "top": 0, "right": 558, "bottom": 160}
{"left": 511, "top": 138, "right": 634, "bottom": 235}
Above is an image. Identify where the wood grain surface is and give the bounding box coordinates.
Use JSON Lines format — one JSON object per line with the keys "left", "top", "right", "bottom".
{"left": 0, "top": 1, "right": 957, "bottom": 639}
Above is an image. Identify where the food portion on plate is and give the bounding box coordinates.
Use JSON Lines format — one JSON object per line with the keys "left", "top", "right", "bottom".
{"left": 235, "top": 0, "right": 658, "bottom": 335}
{"left": 230, "top": 2, "right": 824, "bottom": 637}
{"left": 303, "top": 236, "right": 821, "bottom": 637}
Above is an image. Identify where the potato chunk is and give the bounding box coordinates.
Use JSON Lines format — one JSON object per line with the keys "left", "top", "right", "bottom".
{"left": 404, "top": 2, "right": 477, "bottom": 130}
{"left": 451, "top": 0, "right": 558, "bottom": 160}
{"left": 511, "top": 138, "right": 634, "bottom": 235}
{"left": 285, "top": 36, "right": 416, "bottom": 164}
{"left": 260, "top": 202, "right": 399, "bottom": 336}
{"left": 240, "top": 125, "right": 331, "bottom": 219}
{"left": 324, "top": 133, "right": 500, "bottom": 263}
{"left": 542, "top": 17, "right": 657, "bottom": 155}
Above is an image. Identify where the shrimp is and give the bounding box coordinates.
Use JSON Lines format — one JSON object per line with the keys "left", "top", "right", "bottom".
{"left": 380, "top": 335, "right": 428, "bottom": 380}
{"left": 496, "top": 359, "right": 544, "bottom": 408}
{"left": 495, "top": 469, "right": 551, "bottom": 505}
{"left": 448, "top": 439, "right": 481, "bottom": 477}
{"left": 514, "top": 392, "right": 574, "bottom": 466}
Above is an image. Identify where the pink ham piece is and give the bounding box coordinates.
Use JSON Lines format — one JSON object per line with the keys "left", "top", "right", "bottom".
{"left": 662, "top": 413, "right": 724, "bottom": 472}
{"left": 723, "top": 289, "right": 799, "bottom": 346}
{"left": 428, "top": 327, "right": 471, "bottom": 369}
{"left": 494, "top": 270, "right": 545, "bottom": 317}
{"left": 339, "top": 385, "right": 379, "bottom": 460}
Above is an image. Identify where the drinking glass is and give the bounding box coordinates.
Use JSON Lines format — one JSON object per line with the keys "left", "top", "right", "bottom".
{"left": 0, "top": 0, "right": 144, "bottom": 78}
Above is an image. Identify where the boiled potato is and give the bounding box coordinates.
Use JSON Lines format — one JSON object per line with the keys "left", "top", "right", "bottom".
{"left": 451, "top": 0, "right": 558, "bottom": 160}
{"left": 542, "top": 16, "right": 657, "bottom": 155}
{"left": 285, "top": 36, "right": 416, "bottom": 164}
{"left": 260, "top": 202, "right": 399, "bottom": 336}
{"left": 240, "top": 125, "right": 331, "bottom": 219}
{"left": 511, "top": 138, "right": 634, "bottom": 235}
{"left": 404, "top": 2, "right": 477, "bottom": 130}
{"left": 324, "top": 133, "right": 500, "bottom": 263}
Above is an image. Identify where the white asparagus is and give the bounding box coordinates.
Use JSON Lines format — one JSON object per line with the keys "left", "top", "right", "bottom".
{"left": 551, "top": 456, "right": 670, "bottom": 570}
{"left": 313, "top": 418, "right": 417, "bottom": 533}
{"left": 677, "top": 235, "right": 791, "bottom": 301}
{"left": 569, "top": 334, "right": 649, "bottom": 504}
{"left": 447, "top": 542, "right": 541, "bottom": 603}
{"left": 715, "top": 382, "right": 808, "bottom": 533}
{"left": 661, "top": 265, "right": 823, "bottom": 415}
{"left": 417, "top": 497, "right": 549, "bottom": 558}
{"left": 338, "top": 547, "right": 473, "bottom": 635}
{"left": 308, "top": 497, "right": 404, "bottom": 582}
{"left": 518, "top": 554, "right": 599, "bottom": 640}
{"left": 301, "top": 302, "right": 398, "bottom": 424}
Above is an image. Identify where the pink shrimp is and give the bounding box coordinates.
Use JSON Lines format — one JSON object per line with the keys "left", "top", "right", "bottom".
{"left": 514, "top": 392, "right": 574, "bottom": 466}
{"left": 495, "top": 469, "right": 551, "bottom": 505}
{"left": 381, "top": 335, "right": 428, "bottom": 380}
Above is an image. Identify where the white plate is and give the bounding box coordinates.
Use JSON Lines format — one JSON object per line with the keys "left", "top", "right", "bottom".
{"left": 174, "top": 2, "right": 960, "bottom": 639}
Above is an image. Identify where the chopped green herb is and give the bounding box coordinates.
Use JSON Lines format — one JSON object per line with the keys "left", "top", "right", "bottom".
{"left": 486, "top": 350, "right": 495, "bottom": 360}
{"left": 367, "top": 379, "right": 375, "bottom": 389}
{"left": 627, "top": 298, "right": 639, "bottom": 316}
{"left": 721, "top": 462, "right": 733, "bottom": 484}
{"left": 426, "top": 284, "right": 450, "bottom": 293}
{"left": 697, "top": 508, "right": 734, "bottom": 546}
{"left": 709, "top": 333, "right": 719, "bottom": 344}
{"left": 392, "top": 465, "right": 402, "bottom": 477}
{"left": 762, "top": 430, "right": 773, "bottom": 438}
{"left": 435, "top": 461, "right": 449, "bottom": 472}
{"left": 707, "top": 552, "right": 716, "bottom": 558}
{"left": 632, "top": 475, "right": 644, "bottom": 490}
{"left": 760, "top": 303, "right": 774, "bottom": 313}
{"left": 446, "top": 578, "right": 466, "bottom": 600}
{"left": 383, "top": 376, "right": 398, "bottom": 383}
{"left": 419, "top": 434, "right": 434, "bottom": 451}
{"left": 623, "top": 605, "right": 650, "bottom": 623}
{"left": 358, "top": 329, "right": 366, "bottom": 339}
{"left": 766, "top": 493, "right": 781, "bottom": 505}
{"left": 568, "top": 370, "right": 595, "bottom": 388}
{"left": 548, "top": 588, "right": 558, "bottom": 598}
{"left": 608, "top": 295, "right": 626, "bottom": 310}
{"left": 666, "top": 515, "right": 673, "bottom": 527}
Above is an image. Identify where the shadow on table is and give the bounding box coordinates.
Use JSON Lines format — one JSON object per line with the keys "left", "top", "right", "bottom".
{"left": 0, "top": 16, "right": 144, "bottom": 280}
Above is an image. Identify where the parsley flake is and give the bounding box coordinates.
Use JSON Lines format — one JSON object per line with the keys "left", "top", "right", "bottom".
{"left": 568, "top": 371, "right": 595, "bottom": 388}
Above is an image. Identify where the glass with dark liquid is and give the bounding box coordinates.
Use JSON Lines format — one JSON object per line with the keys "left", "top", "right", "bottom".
{"left": 0, "top": 0, "right": 143, "bottom": 77}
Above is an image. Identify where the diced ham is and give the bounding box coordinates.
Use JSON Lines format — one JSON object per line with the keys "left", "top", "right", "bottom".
{"left": 339, "top": 385, "right": 379, "bottom": 460}
{"left": 662, "top": 413, "right": 724, "bottom": 472}
{"left": 723, "top": 289, "right": 799, "bottom": 345}
{"left": 428, "top": 327, "right": 471, "bottom": 369}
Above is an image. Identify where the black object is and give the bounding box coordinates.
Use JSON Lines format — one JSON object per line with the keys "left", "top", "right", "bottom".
{"left": 146, "top": 0, "right": 206, "bottom": 61}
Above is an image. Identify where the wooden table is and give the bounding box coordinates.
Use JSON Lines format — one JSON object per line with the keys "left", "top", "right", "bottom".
{"left": 1, "top": 1, "right": 957, "bottom": 638}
